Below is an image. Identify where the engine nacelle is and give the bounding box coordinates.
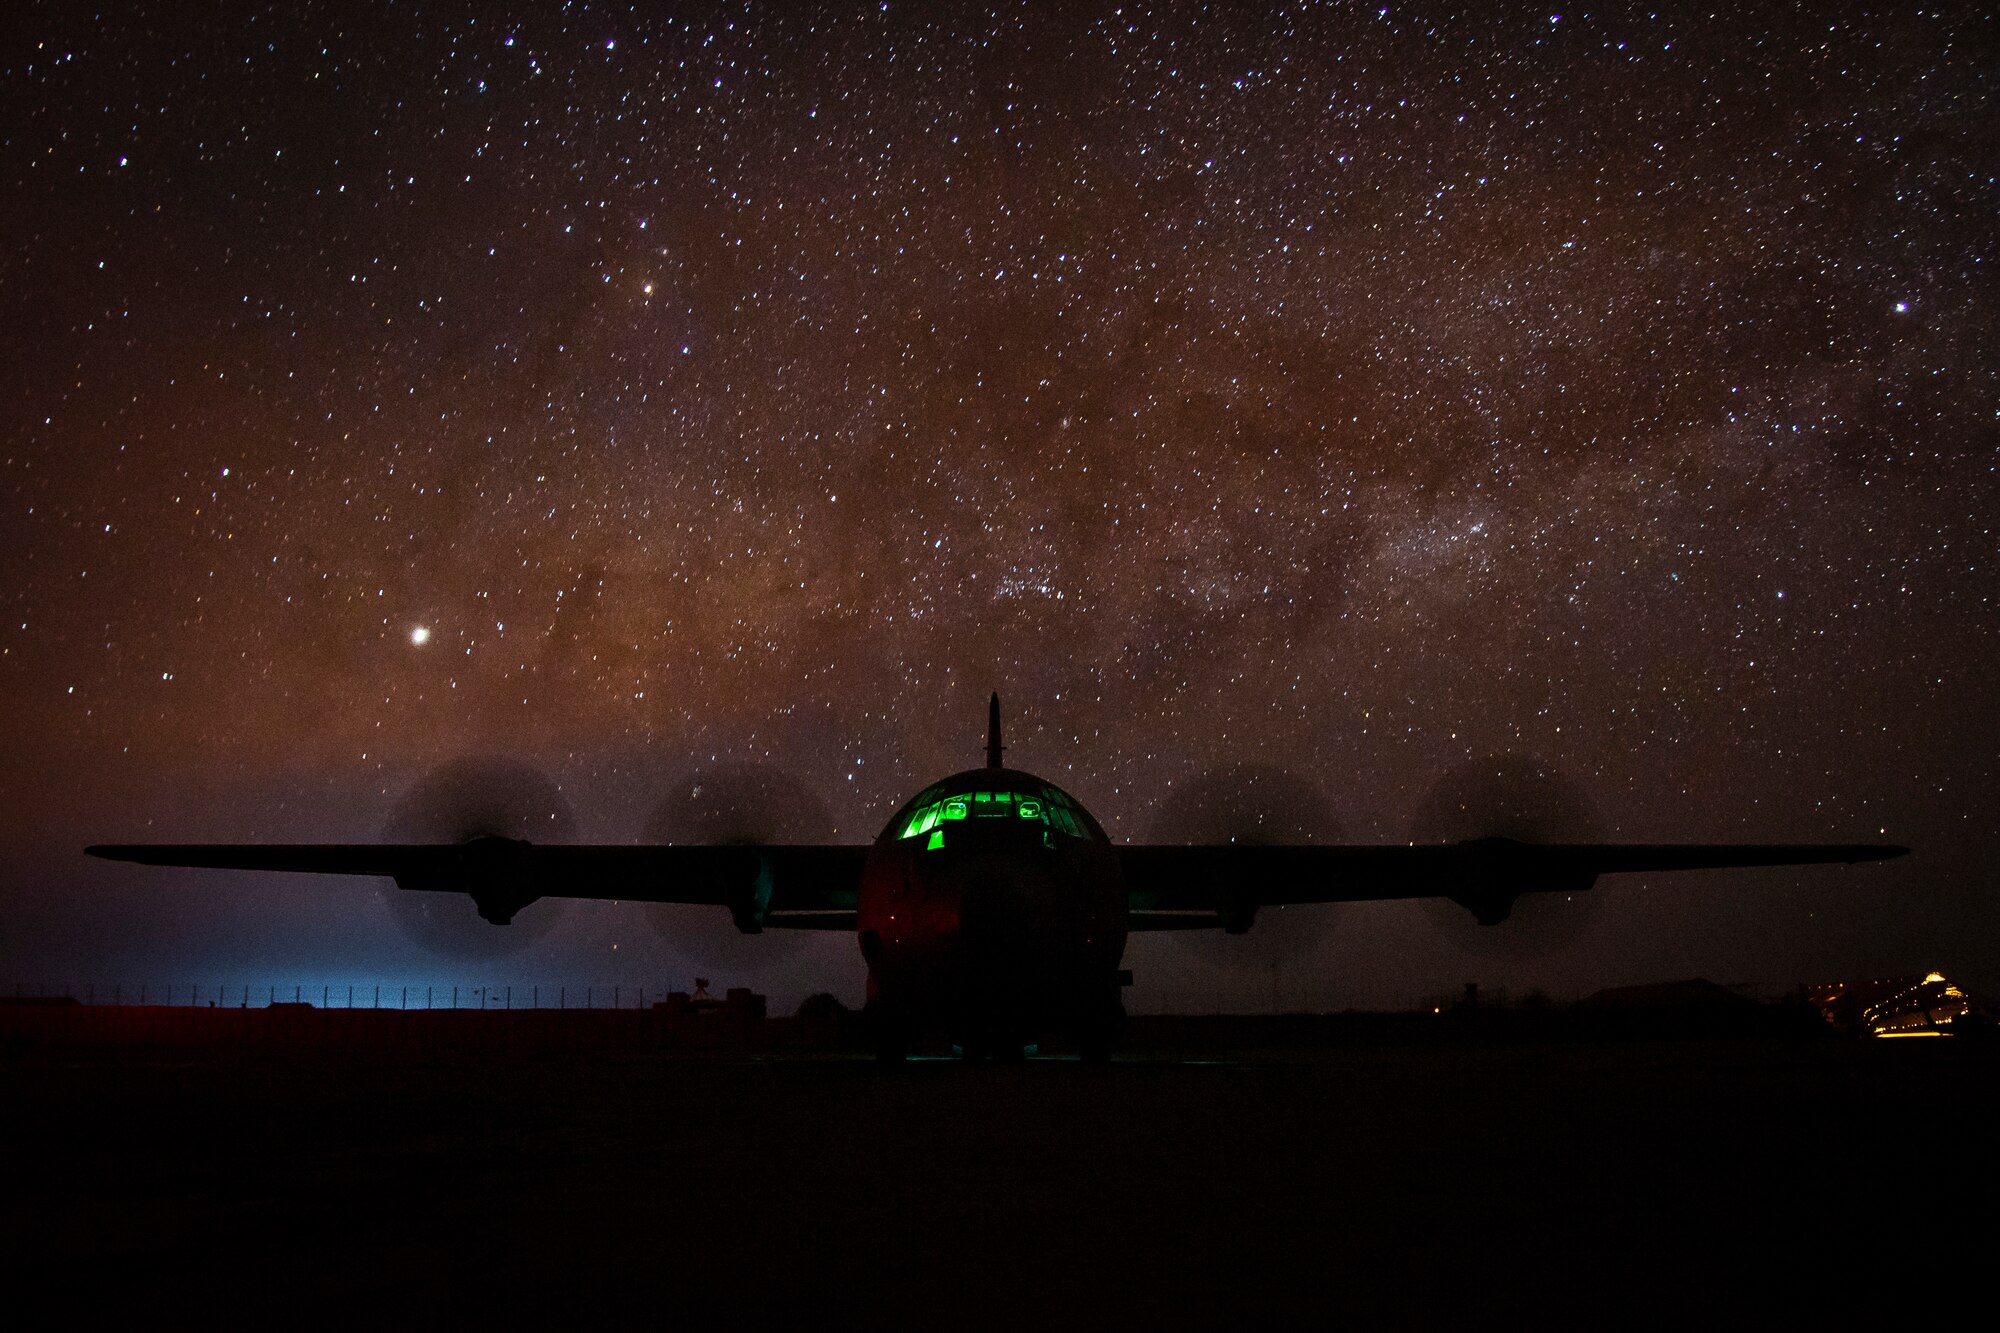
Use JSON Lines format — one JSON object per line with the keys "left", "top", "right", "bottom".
{"left": 1448, "top": 887, "right": 1520, "bottom": 927}
{"left": 1447, "top": 837, "right": 1599, "bottom": 926}
{"left": 1216, "top": 884, "right": 1260, "bottom": 935}
{"left": 727, "top": 851, "right": 774, "bottom": 934}
{"left": 394, "top": 835, "right": 542, "bottom": 925}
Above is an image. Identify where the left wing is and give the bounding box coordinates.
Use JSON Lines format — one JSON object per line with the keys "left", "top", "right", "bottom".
{"left": 1119, "top": 839, "right": 1907, "bottom": 931}
{"left": 85, "top": 841, "right": 868, "bottom": 930}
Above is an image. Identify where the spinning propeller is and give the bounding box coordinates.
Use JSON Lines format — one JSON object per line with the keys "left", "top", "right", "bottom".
{"left": 1413, "top": 754, "right": 1609, "bottom": 956}
{"left": 375, "top": 757, "right": 575, "bottom": 959}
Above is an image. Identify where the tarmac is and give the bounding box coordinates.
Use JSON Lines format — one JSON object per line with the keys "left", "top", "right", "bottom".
{"left": 4, "top": 1012, "right": 1993, "bottom": 1324}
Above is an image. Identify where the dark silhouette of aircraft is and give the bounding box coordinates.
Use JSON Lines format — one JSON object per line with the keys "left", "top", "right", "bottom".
{"left": 89, "top": 694, "right": 1905, "bottom": 1060}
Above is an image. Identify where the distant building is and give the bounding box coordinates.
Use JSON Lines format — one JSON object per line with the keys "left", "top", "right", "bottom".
{"left": 1804, "top": 972, "right": 1971, "bottom": 1036}
{"left": 654, "top": 981, "right": 767, "bottom": 1022}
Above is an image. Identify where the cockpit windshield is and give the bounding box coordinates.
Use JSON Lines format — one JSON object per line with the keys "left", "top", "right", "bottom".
{"left": 887, "top": 776, "right": 1099, "bottom": 850}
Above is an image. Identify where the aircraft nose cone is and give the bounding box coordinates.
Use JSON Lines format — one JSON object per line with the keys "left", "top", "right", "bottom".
{"left": 957, "top": 872, "right": 1030, "bottom": 960}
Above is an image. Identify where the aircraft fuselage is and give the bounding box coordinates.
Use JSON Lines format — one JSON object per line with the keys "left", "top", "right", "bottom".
{"left": 856, "top": 766, "right": 1126, "bottom": 1056}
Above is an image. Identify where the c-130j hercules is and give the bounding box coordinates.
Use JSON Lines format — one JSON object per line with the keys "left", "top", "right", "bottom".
{"left": 91, "top": 695, "right": 1904, "bottom": 1060}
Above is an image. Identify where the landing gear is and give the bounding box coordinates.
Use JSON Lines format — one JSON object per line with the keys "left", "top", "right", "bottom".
{"left": 1078, "top": 990, "right": 1126, "bottom": 1065}
{"left": 960, "top": 1035, "right": 1026, "bottom": 1063}
{"left": 867, "top": 1004, "right": 910, "bottom": 1063}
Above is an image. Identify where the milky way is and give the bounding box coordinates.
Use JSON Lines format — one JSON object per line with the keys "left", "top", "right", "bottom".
{"left": 4, "top": 2, "right": 1994, "bottom": 1010}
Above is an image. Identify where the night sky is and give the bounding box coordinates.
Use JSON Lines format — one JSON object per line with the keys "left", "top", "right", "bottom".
{"left": 4, "top": 2, "right": 1994, "bottom": 1012}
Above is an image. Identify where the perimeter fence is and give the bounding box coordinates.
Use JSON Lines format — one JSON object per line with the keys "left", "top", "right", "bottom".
{"left": 5, "top": 980, "right": 684, "bottom": 1010}
{"left": 1, "top": 978, "right": 803, "bottom": 1059}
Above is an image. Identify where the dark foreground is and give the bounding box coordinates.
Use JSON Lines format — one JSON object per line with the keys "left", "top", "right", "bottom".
{"left": 6, "top": 1029, "right": 1994, "bottom": 1325}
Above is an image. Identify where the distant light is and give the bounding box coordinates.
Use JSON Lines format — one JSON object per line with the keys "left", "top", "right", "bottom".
{"left": 410, "top": 626, "right": 431, "bottom": 646}
{"left": 1894, "top": 301, "right": 1909, "bottom": 313}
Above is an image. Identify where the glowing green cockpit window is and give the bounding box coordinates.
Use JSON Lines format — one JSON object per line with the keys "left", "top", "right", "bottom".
{"left": 896, "top": 783, "right": 1090, "bottom": 848}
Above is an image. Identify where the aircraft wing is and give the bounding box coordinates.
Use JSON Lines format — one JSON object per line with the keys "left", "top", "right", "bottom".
{"left": 85, "top": 842, "right": 867, "bottom": 924}
{"left": 1119, "top": 840, "right": 1907, "bottom": 930}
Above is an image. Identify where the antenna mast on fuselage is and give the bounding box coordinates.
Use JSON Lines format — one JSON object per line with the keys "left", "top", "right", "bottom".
{"left": 986, "top": 692, "right": 1004, "bottom": 769}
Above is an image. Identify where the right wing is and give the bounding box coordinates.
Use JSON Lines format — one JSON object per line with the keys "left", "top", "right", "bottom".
{"left": 1119, "top": 839, "right": 1907, "bottom": 930}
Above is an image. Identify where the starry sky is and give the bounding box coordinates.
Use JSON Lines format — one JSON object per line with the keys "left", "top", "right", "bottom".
{"left": 3, "top": 1, "right": 1994, "bottom": 1013}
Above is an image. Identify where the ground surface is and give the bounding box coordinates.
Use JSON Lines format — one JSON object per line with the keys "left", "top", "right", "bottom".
{"left": 6, "top": 1036, "right": 1994, "bottom": 1325}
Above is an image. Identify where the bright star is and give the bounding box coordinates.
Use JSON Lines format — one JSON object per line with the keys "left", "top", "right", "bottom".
{"left": 410, "top": 626, "right": 431, "bottom": 646}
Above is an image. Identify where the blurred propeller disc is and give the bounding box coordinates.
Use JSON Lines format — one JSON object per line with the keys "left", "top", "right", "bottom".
{"left": 376, "top": 757, "right": 575, "bottom": 959}
{"left": 1148, "top": 764, "right": 1347, "bottom": 850}
{"left": 644, "top": 762, "right": 834, "bottom": 972}
{"left": 1413, "top": 754, "right": 1608, "bottom": 957}
{"left": 1144, "top": 764, "right": 1346, "bottom": 1009}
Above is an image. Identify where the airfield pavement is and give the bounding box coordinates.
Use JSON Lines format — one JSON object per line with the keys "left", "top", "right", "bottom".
{"left": 5, "top": 1032, "right": 1994, "bottom": 1326}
